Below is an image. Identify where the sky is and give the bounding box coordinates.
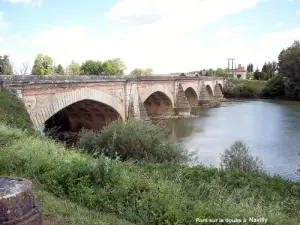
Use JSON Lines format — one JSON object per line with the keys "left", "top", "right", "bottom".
{"left": 0, "top": 0, "right": 300, "bottom": 74}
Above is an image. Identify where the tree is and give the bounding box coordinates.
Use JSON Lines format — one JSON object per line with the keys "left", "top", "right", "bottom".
{"left": 262, "top": 74, "right": 284, "bottom": 97}
{"left": 250, "top": 63, "right": 254, "bottom": 72}
{"left": 278, "top": 41, "right": 300, "bottom": 98}
{"left": 102, "top": 58, "right": 126, "bottom": 76}
{"left": 80, "top": 60, "right": 103, "bottom": 75}
{"left": 31, "top": 54, "right": 54, "bottom": 75}
{"left": 215, "top": 68, "right": 228, "bottom": 77}
{"left": 55, "top": 64, "right": 65, "bottom": 75}
{"left": 0, "top": 55, "right": 13, "bottom": 75}
{"left": 68, "top": 60, "right": 81, "bottom": 75}
{"left": 206, "top": 69, "right": 215, "bottom": 76}
{"left": 253, "top": 68, "right": 260, "bottom": 80}
{"left": 130, "top": 68, "right": 153, "bottom": 76}
{"left": 19, "top": 62, "right": 29, "bottom": 75}
{"left": 220, "top": 140, "right": 265, "bottom": 174}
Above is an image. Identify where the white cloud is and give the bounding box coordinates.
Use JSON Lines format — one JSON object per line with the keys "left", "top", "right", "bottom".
{"left": 0, "top": 12, "right": 7, "bottom": 28}
{"left": 297, "top": 10, "right": 300, "bottom": 15}
{"left": 5, "top": 0, "right": 300, "bottom": 74}
{"left": 0, "top": 35, "right": 3, "bottom": 41}
{"left": 6, "top": 0, "right": 42, "bottom": 6}
{"left": 275, "top": 22, "right": 284, "bottom": 28}
{"left": 107, "top": 0, "right": 262, "bottom": 33}
{"left": 217, "top": 26, "right": 247, "bottom": 38}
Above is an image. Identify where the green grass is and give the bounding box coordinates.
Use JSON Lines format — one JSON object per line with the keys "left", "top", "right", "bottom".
{"left": 33, "top": 184, "right": 133, "bottom": 225}
{"left": 0, "top": 88, "right": 33, "bottom": 130}
{"left": 0, "top": 123, "right": 300, "bottom": 225}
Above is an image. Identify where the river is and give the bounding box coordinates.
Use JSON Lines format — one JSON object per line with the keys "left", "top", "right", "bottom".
{"left": 165, "top": 99, "right": 300, "bottom": 181}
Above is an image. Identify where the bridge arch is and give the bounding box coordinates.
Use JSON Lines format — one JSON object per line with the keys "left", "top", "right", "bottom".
{"left": 31, "top": 88, "right": 125, "bottom": 130}
{"left": 218, "top": 83, "right": 223, "bottom": 93}
{"left": 140, "top": 85, "right": 174, "bottom": 106}
{"left": 206, "top": 85, "right": 213, "bottom": 98}
{"left": 184, "top": 87, "right": 198, "bottom": 106}
{"left": 143, "top": 91, "right": 174, "bottom": 117}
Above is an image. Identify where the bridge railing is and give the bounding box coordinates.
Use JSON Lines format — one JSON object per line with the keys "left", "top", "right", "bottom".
{"left": 0, "top": 75, "right": 227, "bottom": 86}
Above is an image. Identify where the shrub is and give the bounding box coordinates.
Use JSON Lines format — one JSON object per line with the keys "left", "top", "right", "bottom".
{"left": 220, "top": 140, "right": 265, "bottom": 174}
{"left": 262, "top": 74, "right": 285, "bottom": 97}
{"left": 226, "top": 79, "right": 266, "bottom": 98}
{"left": 78, "top": 120, "right": 189, "bottom": 163}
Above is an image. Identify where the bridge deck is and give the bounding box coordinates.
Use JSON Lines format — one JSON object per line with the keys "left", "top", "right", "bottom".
{"left": 0, "top": 75, "right": 226, "bottom": 86}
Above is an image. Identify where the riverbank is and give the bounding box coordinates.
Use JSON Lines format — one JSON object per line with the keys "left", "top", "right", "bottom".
{"left": 1, "top": 87, "right": 300, "bottom": 224}
{"left": 1, "top": 123, "right": 300, "bottom": 225}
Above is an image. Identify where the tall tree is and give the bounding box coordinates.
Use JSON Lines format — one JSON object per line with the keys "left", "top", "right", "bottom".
{"left": 80, "top": 60, "right": 103, "bottom": 75}
{"left": 278, "top": 40, "right": 300, "bottom": 98}
{"left": 68, "top": 60, "right": 81, "bottom": 75}
{"left": 102, "top": 58, "right": 126, "bottom": 76}
{"left": 55, "top": 64, "right": 65, "bottom": 75}
{"left": 215, "top": 68, "right": 228, "bottom": 77}
{"left": 31, "top": 54, "right": 54, "bottom": 75}
{"left": 130, "top": 68, "right": 153, "bottom": 76}
{"left": 253, "top": 68, "right": 260, "bottom": 80}
{"left": 0, "top": 55, "right": 13, "bottom": 75}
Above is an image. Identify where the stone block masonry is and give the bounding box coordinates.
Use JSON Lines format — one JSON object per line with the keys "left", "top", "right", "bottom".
{"left": 0, "top": 75, "right": 227, "bottom": 130}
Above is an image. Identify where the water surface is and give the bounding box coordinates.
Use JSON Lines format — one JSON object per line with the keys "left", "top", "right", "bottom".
{"left": 165, "top": 99, "right": 300, "bottom": 181}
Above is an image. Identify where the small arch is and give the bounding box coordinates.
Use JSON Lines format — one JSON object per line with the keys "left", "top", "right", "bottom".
{"left": 206, "top": 85, "right": 213, "bottom": 98}
{"left": 184, "top": 87, "right": 198, "bottom": 106}
{"left": 141, "top": 86, "right": 174, "bottom": 107}
{"left": 144, "top": 91, "right": 174, "bottom": 117}
{"left": 218, "top": 83, "right": 223, "bottom": 93}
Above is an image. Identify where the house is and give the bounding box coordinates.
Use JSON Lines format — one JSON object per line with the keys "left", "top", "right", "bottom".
{"left": 233, "top": 64, "right": 247, "bottom": 79}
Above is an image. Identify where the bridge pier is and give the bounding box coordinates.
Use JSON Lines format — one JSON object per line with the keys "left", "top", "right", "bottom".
{"left": 174, "top": 107, "right": 191, "bottom": 116}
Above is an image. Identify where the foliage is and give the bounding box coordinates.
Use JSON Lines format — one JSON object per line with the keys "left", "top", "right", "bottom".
{"left": 130, "top": 68, "right": 153, "bottom": 76}
{"left": 215, "top": 68, "right": 229, "bottom": 77}
{"left": 80, "top": 60, "right": 103, "bottom": 75}
{"left": 0, "top": 55, "right": 13, "bottom": 75}
{"left": 0, "top": 124, "right": 299, "bottom": 225}
{"left": 278, "top": 40, "right": 300, "bottom": 99}
{"left": 102, "top": 58, "right": 126, "bottom": 76}
{"left": 246, "top": 63, "right": 254, "bottom": 72}
{"left": 0, "top": 88, "right": 32, "bottom": 130}
{"left": 80, "top": 58, "right": 126, "bottom": 76}
{"left": 225, "top": 79, "right": 266, "bottom": 98}
{"left": 262, "top": 74, "right": 285, "bottom": 97}
{"left": 220, "top": 140, "right": 265, "bottom": 174}
{"left": 33, "top": 185, "right": 133, "bottom": 225}
{"left": 31, "top": 54, "right": 54, "bottom": 75}
{"left": 206, "top": 68, "right": 215, "bottom": 76}
{"left": 262, "top": 61, "right": 278, "bottom": 80}
{"left": 78, "top": 120, "right": 189, "bottom": 163}
{"left": 54, "top": 64, "right": 64, "bottom": 75}
{"left": 67, "top": 60, "right": 81, "bottom": 75}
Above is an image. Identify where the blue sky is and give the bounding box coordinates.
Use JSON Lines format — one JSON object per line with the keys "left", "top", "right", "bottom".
{"left": 0, "top": 0, "right": 300, "bottom": 74}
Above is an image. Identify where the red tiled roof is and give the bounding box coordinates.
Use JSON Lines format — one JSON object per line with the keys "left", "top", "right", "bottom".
{"left": 234, "top": 64, "right": 246, "bottom": 72}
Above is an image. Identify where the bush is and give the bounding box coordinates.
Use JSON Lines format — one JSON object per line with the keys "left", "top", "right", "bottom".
{"left": 262, "top": 74, "right": 285, "bottom": 97}
{"left": 225, "top": 79, "right": 266, "bottom": 98}
{"left": 220, "top": 140, "right": 265, "bottom": 174}
{"left": 78, "top": 120, "right": 189, "bottom": 163}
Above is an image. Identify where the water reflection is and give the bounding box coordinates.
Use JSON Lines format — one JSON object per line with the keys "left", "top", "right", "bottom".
{"left": 164, "top": 100, "right": 300, "bottom": 181}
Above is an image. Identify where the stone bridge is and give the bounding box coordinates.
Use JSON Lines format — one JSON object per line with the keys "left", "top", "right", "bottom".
{"left": 0, "top": 75, "right": 228, "bottom": 131}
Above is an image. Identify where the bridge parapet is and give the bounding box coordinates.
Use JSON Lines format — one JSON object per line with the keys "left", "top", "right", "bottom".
{"left": 0, "top": 75, "right": 227, "bottom": 86}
